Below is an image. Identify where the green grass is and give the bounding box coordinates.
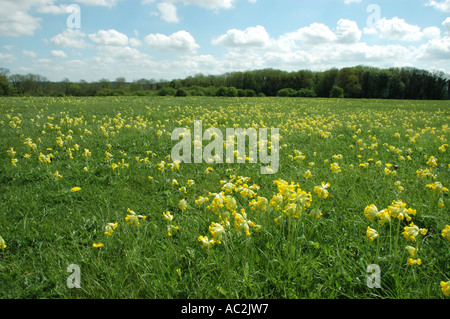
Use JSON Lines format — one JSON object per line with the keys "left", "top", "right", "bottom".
{"left": 0, "top": 96, "right": 449, "bottom": 299}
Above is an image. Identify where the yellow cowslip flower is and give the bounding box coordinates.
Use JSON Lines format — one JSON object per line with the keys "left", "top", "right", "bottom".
{"left": 157, "top": 161, "right": 165, "bottom": 172}
{"left": 104, "top": 222, "right": 118, "bottom": 236}
{"left": 359, "top": 162, "right": 369, "bottom": 169}
{"left": 254, "top": 196, "right": 268, "bottom": 212}
{"left": 70, "top": 187, "right": 81, "bottom": 192}
{"left": 92, "top": 243, "right": 104, "bottom": 248}
{"left": 314, "top": 182, "right": 330, "bottom": 199}
{"left": 442, "top": 225, "right": 450, "bottom": 241}
{"left": 195, "top": 196, "right": 209, "bottom": 206}
{"left": 198, "top": 236, "right": 214, "bottom": 249}
{"left": 170, "top": 160, "right": 181, "bottom": 171}
{"left": 163, "top": 211, "right": 173, "bottom": 222}
{"left": 303, "top": 170, "right": 312, "bottom": 178}
{"left": 82, "top": 149, "right": 91, "bottom": 158}
{"left": 405, "top": 246, "right": 418, "bottom": 257}
{"left": 364, "top": 204, "right": 379, "bottom": 222}
{"left": 403, "top": 222, "right": 427, "bottom": 241}
{"left": 331, "top": 163, "right": 341, "bottom": 174}
{"left": 366, "top": 226, "right": 378, "bottom": 242}
{"left": 270, "top": 194, "right": 284, "bottom": 211}
{"left": 407, "top": 258, "right": 422, "bottom": 266}
{"left": 274, "top": 215, "right": 284, "bottom": 225}
{"left": 125, "top": 208, "right": 146, "bottom": 226}
{"left": 441, "top": 281, "right": 450, "bottom": 296}
{"left": 439, "top": 144, "right": 448, "bottom": 153}
{"left": 426, "top": 182, "right": 449, "bottom": 194}
{"left": 234, "top": 209, "right": 260, "bottom": 236}
{"left": 0, "top": 236, "right": 6, "bottom": 249}
{"left": 171, "top": 179, "right": 179, "bottom": 186}
{"left": 387, "top": 200, "right": 407, "bottom": 220}
{"left": 438, "top": 198, "right": 445, "bottom": 208}
{"left": 53, "top": 171, "right": 62, "bottom": 181}
{"left": 6, "top": 147, "right": 16, "bottom": 157}
{"left": 167, "top": 225, "right": 179, "bottom": 237}
{"left": 39, "top": 152, "right": 53, "bottom": 164}
{"left": 308, "top": 208, "right": 323, "bottom": 219}
{"left": 209, "top": 222, "right": 225, "bottom": 244}
{"left": 427, "top": 156, "right": 438, "bottom": 168}
{"left": 378, "top": 209, "right": 391, "bottom": 225}
{"left": 179, "top": 186, "right": 187, "bottom": 194}
{"left": 394, "top": 181, "right": 404, "bottom": 191}
{"left": 187, "top": 180, "right": 195, "bottom": 187}
{"left": 178, "top": 199, "right": 187, "bottom": 211}
{"left": 205, "top": 167, "right": 214, "bottom": 174}
{"left": 416, "top": 168, "right": 436, "bottom": 179}
{"left": 56, "top": 136, "right": 64, "bottom": 147}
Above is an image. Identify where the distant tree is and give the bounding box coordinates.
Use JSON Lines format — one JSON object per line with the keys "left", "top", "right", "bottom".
{"left": 216, "top": 86, "right": 228, "bottom": 97}
{"left": 226, "top": 87, "right": 238, "bottom": 97}
{"left": 113, "top": 77, "right": 126, "bottom": 90}
{"left": 175, "top": 88, "right": 188, "bottom": 97}
{"left": 276, "top": 88, "right": 297, "bottom": 97}
{"left": 388, "top": 73, "right": 405, "bottom": 99}
{"left": 330, "top": 85, "right": 344, "bottom": 98}
{"left": 245, "top": 89, "right": 256, "bottom": 97}
{"left": 297, "top": 88, "right": 317, "bottom": 97}
{"left": 0, "top": 68, "right": 10, "bottom": 96}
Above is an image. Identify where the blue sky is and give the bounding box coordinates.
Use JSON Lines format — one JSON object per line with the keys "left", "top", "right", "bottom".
{"left": 0, "top": 0, "right": 449, "bottom": 82}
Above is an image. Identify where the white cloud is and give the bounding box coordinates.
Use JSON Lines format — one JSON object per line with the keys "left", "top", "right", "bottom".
{"left": 74, "top": 0, "right": 118, "bottom": 7}
{"left": 280, "top": 23, "right": 338, "bottom": 46}
{"left": 0, "top": 0, "right": 44, "bottom": 37}
{"left": 37, "top": 4, "right": 72, "bottom": 14}
{"left": 366, "top": 17, "right": 425, "bottom": 42}
{"left": 89, "top": 29, "right": 129, "bottom": 46}
{"left": 157, "top": 2, "right": 180, "bottom": 23}
{"left": 443, "top": 17, "right": 450, "bottom": 35}
{"left": 174, "top": 0, "right": 237, "bottom": 10}
{"left": 130, "top": 38, "right": 143, "bottom": 47}
{"left": 0, "top": 52, "right": 17, "bottom": 63}
{"left": 50, "top": 29, "right": 88, "bottom": 48}
{"left": 212, "top": 25, "right": 270, "bottom": 49}
{"left": 335, "top": 19, "right": 362, "bottom": 43}
{"left": 51, "top": 50, "right": 68, "bottom": 58}
{"left": 423, "top": 27, "right": 441, "bottom": 40}
{"left": 144, "top": 30, "right": 200, "bottom": 53}
{"left": 426, "top": 0, "right": 450, "bottom": 12}
{"left": 23, "top": 50, "right": 38, "bottom": 58}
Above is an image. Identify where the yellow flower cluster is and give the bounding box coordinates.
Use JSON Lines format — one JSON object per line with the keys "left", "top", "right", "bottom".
{"left": 125, "top": 208, "right": 147, "bottom": 226}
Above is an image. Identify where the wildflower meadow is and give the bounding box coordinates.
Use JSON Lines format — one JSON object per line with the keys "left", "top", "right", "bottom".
{"left": 0, "top": 96, "right": 449, "bottom": 299}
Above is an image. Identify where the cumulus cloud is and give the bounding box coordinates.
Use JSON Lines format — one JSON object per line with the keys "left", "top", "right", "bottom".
{"left": 89, "top": 29, "right": 129, "bottom": 47}
{"left": 212, "top": 25, "right": 270, "bottom": 49}
{"left": 335, "top": 19, "right": 362, "bottom": 43}
{"left": 49, "top": 29, "right": 88, "bottom": 48}
{"left": 23, "top": 50, "right": 38, "bottom": 58}
{"left": 0, "top": 0, "right": 45, "bottom": 37}
{"left": 364, "top": 17, "right": 435, "bottom": 42}
{"left": 74, "top": 0, "right": 118, "bottom": 7}
{"left": 157, "top": 2, "right": 179, "bottom": 23}
{"left": 51, "top": 50, "right": 68, "bottom": 58}
{"left": 144, "top": 30, "right": 200, "bottom": 53}
{"left": 426, "top": 0, "right": 450, "bottom": 12}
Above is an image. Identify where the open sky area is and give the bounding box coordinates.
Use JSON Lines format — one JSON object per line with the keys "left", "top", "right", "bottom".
{"left": 0, "top": 0, "right": 449, "bottom": 82}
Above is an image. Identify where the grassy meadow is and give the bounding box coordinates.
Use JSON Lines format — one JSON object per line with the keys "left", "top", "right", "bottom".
{"left": 0, "top": 96, "right": 449, "bottom": 299}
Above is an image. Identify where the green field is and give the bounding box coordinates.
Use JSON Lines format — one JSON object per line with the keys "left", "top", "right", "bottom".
{"left": 0, "top": 96, "right": 449, "bottom": 299}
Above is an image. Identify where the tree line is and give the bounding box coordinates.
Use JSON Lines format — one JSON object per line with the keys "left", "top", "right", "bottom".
{"left": 0, "top": 65, "right": 448, "bottom": 100}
